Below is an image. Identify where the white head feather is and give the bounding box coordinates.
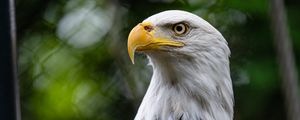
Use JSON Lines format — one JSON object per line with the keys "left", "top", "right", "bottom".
{"left": 134, "top": 10, "right": 233, "bottom": 120}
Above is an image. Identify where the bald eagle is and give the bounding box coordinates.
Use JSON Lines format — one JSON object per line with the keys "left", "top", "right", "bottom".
{"left": 127, "top": 10, "right": 233, "bottom": 120}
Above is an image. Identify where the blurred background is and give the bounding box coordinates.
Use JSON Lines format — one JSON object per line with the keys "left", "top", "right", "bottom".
{"left": 16, "top": 0, "right": 300, "bottom": 120}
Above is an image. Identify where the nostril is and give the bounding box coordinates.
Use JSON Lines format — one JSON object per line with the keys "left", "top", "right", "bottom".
{"left": 144, "top": 25, "right": 153, "bottom": 32}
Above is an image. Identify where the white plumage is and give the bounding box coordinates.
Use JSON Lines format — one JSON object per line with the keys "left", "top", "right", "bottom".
{"left": 128, "top": 10, "right": 233, "bottom": 120}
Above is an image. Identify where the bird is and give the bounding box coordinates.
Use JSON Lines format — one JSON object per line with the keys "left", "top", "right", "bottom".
{"left": 127, "top": 10, "right": 233, "bottom": 120}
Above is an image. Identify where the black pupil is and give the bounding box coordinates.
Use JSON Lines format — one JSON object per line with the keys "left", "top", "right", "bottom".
{"left": 176, "top": 25, "right": 183, "bottom": 32}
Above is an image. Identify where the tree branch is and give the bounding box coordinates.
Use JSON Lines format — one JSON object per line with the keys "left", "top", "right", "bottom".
{"left": 270, "top": 0, "right": 300, "bottom": 120}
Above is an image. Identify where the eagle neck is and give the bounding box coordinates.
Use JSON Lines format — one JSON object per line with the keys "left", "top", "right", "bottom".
{"left": 134, "top": 52, "right": 233, "bottom": 120}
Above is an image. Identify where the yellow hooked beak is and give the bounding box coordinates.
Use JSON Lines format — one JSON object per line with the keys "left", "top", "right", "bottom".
{"left": 127, "top": 22, "right": 184, "bottom": 64}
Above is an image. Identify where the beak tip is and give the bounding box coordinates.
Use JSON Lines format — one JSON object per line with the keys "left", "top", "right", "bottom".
{"left": 129, "top": 54, "right": 135, "bottom": 64}
{"left": 128, "top": 49, "right": 135, "bottom": 64}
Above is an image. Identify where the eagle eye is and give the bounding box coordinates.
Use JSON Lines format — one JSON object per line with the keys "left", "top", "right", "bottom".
{"left": 172, "top": 23, "right": 188, "bottom": 35}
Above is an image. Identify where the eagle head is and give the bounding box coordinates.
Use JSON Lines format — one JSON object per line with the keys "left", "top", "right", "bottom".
{"left": 127, "top": 10, "right": 233, "bottom": 120}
